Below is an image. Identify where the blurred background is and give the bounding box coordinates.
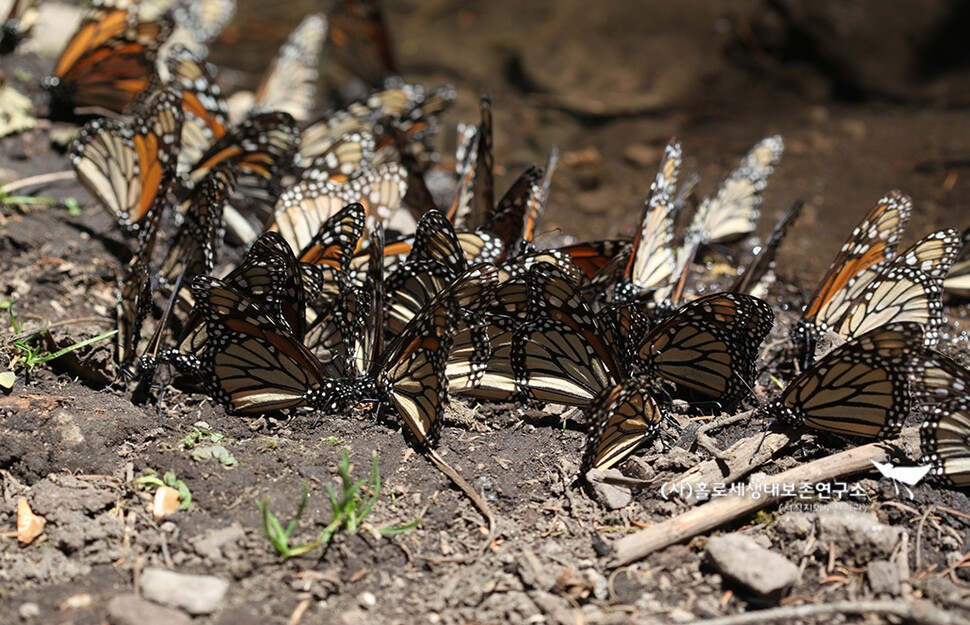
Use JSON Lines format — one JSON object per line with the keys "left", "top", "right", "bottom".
{"left": 25, "top": 0, "right": 970, "bottom": 283}
{"left": 214, "top": 0, "right": 970, "bottom": 283}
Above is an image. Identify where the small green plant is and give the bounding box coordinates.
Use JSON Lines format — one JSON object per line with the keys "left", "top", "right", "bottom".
{"left": 258, "top": 451, "right": 420, "bottom": 562}
{"left": 183, "top": 427, "right": 237, "bottom": 466}
{"left": 1, "top": 299, "right": 115, "bottom": 378}
{"left": 134, "top": 470, "right": 193, "bottom": 510}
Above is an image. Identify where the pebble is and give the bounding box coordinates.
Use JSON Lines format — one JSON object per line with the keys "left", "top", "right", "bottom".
{"left": 18, "top": 602, "right": 40, "bottom": 619}
{"left": 139, "top": 568, "right": 228, "bottom": 615}
{"left": 107, "top": 594, "right": 190, "bottom": 625}
{"left": 358, "top": 592, "right": 377, "bottom": 608}
{"left": 867, "top": 560, "right": 900, "bottom": 595}
{"left": 816, "top": 505, "right": 901, "bottom": 563}
{"left": 705, "top": 534, "right": 799, "bottom": 597}
{"left": 584, "top": 469, "right": 632, "bottom": 509}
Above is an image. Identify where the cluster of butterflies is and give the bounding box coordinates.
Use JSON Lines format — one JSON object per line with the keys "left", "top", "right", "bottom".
{"left": 29, "top": 0, "right": 970, "bottom": 490}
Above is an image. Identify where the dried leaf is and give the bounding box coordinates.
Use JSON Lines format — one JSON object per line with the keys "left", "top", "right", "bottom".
{"left": 17, "top": 497, "right": 46, "bottom": 544}
{"left": 152, "top": 485, "right": 181, "bottom": 521}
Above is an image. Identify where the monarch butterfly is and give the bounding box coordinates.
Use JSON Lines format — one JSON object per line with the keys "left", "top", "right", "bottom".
{"left": 165, "top": 43, "right": 230, "bottom": 171}
{"left": 582, "top": 379, "right": 664, "bottom": 473}
{"left": 70, "top": 88, "right": 183, "bottom": 237}
{"left": 364, "top": 264, "right": 500, "bottom": 447}
{"left": 297, "top": 201, "right": 367, "bottom": 272}
{"left": 300, "top": 129, "right": 376, "bottom": 183}
{"left": 325, "top": 0, "right": 398, "bottom": 88}
{"left": 298, "top": 111, "right": 374, "bottom": 174}
{"left": 385, "top": 211, "right": 468, "bottom": 333}
{"left": 612, "top": 139, "right": 682, "bottom": 304}
{"left": 250, "top": 13, "right": 327, "bottom": 122}
{"left": 168, "top": 0, "right": 236, "bottom": 53}
{"left": 269, "top": 162, "right": 408, "bottom": 252}
{"left": 910, "top": 352, "right": 970, "bottom": 487}
{"left": 943, "top": 228, "right": 970, "bottom": 298}
{"left": 188, "top": 111, "right": 301, "bottom": 209}
{"left": 158, "top": 161, "right": 236, "bottom": 291}
{"left": 165, "top": 231, "right": 310, "bottom": 376}
{"left": 190, "top": 274, "right": 339, "bottom": 413}
{"left": 761, "top": 322, "right": 924, "bottom": 439}
{"left": 796, "top": 190, "right": 912, "bottom": 359}
{"left": 687, "top": 135, "right": 784, "bottom": 245}
{"left": 46, "top": 0, "right": 173, "bottom": 114}
{"left": 730, "top": 200, "right": 803, "bottom": 296}
{"left": 512, "top": 263, "right": 626, "bottom": 405}
{"left": 800, "top": 227, "right": 962, "bottom": 358}
{"left": 115, "top": 203, "right": 164, "bottom": 367}
{"left": 635, "top": 291, "right": 773, "bottom": 409}
{"left": 446, "top": 273, "right": 529, "bottom": 400}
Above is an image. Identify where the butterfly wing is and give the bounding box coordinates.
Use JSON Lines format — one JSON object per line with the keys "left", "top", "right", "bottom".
{"left": 910, "top": 353, "right": 970, "bottom": 487}
{"left": 688, "top": 135, "right": 783, "bottom": 245}
{"left": 49, "top": 1, "right": 172, "bottom": 113}
{"left": 582, "top": 380, "right": 664, "bottom": 473}
{"left": 252, "top": 13, "right": 327, "bottom": 122}
{"left": 637, "top": 292, "right": 774, "bottom": 408}
{"left": 70, "top": 88, "right": 183, "bottom": 236}
{"left": 768, "top": 322, "right": 924, "bottom": 438}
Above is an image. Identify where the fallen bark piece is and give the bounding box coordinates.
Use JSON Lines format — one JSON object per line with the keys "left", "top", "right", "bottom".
{"left": 705, "top": 534, "right": 799, "bottom": 597}
{"left": 609, "top": 428, "right": 918, "bottom": 567}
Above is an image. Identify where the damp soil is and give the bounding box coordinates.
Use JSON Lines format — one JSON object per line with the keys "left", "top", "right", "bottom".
{"left": 2, "top": 1, "right": 970, "bottom": 624}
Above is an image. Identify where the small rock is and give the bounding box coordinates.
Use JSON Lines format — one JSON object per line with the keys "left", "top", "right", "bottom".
{"left": 585, "top": 469, "right": 632, "bottom": 509}
{"left": 107, "top": 594, "right": 190, "bottom": 625}
{"left": 53, "top": 411, "right": 85, "bottom": 446}
{"left": 668, "top": 608, "right": 696, "bottom": 623}
{"left": 18, "top": 602, "right": 40, "bottom": 619}
{"left": 867, "top": 560, "right": 900, "bottom": 595}
{"left": 816, "top": 505, "right": 901, "bottom": 563}
{"left": 706, "top": 534, "right": 799, "bottom": 597}
{"left": 775, "top": 511, "right": 814, "bottom": 537}
{"left": 140, "top": 568, "right": 228, "bottom": 615}
{"left": 358, "top": 592, "right": 376, "bottom": 609}
{"left": 193, "top": 523, "right": 245, "bottom": 561}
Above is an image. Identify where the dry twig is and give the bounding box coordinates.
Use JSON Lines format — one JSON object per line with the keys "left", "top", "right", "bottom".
{"left": 610, "top": 428, "right": 919, "bottom": 567}
{"left": 683, "top": 599, "right": 960, "bottom": 625}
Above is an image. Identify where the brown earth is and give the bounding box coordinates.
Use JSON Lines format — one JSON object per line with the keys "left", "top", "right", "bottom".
{"left": 2, "top": 1, "right": 970, "bottom": 624}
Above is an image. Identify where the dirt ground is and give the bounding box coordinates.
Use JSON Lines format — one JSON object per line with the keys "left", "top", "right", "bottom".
{"left": 2, "top": 1, "right": 970, "bottom": 624}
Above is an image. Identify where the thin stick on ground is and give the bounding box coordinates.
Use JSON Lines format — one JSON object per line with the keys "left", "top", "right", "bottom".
{"left": 684, "top": 599, "right": 959, "bottom": 625}
{"left": 609, "top": 427, "right": 920, "bottom": 567}
{"left": 422, "top": 448, "right": 496, "bottom": 562}
{"left": 0, "top": 171, "right": 76, "bottom": 195}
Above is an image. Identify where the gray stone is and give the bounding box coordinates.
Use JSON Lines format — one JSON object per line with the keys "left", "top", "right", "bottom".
{"left": 867, "top": 560, "right": 900, "bottom": 595}
{"left": 816, "top": 506, "right": 901, "bottom": 563}
{"left": 139, "top": 568, "right": 228, "bottom": 615}
{"left": 774, "top": 511, "right": 814, "bottom": 537}
{"left": 107, "top": 594, "right": 190, "bottom": 625}
{"left": 585, "top": 469, "right": 632, "bottom": 509}
{"left": 192, "top": 523, "right": 245, "bottom": 561}
{"left": 18, "top": 602, "right": 40, "bottom": 619}
{"left": 706, "top": 534, "right": 799, "bottom": 597}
